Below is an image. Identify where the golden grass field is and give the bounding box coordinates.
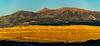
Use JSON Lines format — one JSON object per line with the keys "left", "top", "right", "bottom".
{"left": 0, "top": 25, "right": 100, "bottom": 43}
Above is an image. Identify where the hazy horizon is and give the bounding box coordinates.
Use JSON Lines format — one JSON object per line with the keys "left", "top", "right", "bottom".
{"left": 0, "top": 0, "right": 100, "bottom": 16}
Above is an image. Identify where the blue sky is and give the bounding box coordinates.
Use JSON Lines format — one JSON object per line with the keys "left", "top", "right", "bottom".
{"left": 0, "top": 0, "right": 100, "bottom": 16}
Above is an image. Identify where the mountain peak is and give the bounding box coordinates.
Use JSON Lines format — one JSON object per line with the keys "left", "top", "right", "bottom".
{"left": 15, "top": 10, "right": 34, "bottom": 14}
{"left": 39, "top": 8, "right": 50, "bottom": 12}
{"left": 42, "top": 8, "right": 49, "bottom": 10}
{"left": 10, "top": 10, "right": 37, "bottom": 19}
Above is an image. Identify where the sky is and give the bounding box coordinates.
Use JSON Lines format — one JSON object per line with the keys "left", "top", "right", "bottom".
{"left": 0, "top": 0, "right": 100, "bottom": 16}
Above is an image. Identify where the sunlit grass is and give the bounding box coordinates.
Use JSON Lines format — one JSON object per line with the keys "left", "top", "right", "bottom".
{"left": 0, "top": 25, "right": 100, "bottom": 43}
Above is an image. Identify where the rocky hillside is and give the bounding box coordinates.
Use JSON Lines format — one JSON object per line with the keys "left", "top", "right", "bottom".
{"left": 0, "top": 7, "right": 100, "bottom": 27}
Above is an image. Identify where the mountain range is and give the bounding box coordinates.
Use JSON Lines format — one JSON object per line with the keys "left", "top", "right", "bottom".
{"left": 0, "top": 7, "right": 100, "bottom": 27}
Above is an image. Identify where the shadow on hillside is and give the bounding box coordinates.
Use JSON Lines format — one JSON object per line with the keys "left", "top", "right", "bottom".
{"left": 1, "top": 21, "right": 100, "bottom": 28}
{"left": 30, "top": 21, "right": 100, "bottom": 26}
{"left": 0, "top": 39, "right": 100, "bottom": 46}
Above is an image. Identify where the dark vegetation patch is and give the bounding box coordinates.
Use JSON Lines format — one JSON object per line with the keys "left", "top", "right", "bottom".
{"left": 0, "top": 39, "right": 100, "bottom": 46}
{"left": 30, "top": 20, "right": 100, "bottom": 26}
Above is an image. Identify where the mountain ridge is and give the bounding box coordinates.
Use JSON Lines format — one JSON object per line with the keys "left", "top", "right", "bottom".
{"left": 0, "top": 7, "right": 100, "bottom": 27}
